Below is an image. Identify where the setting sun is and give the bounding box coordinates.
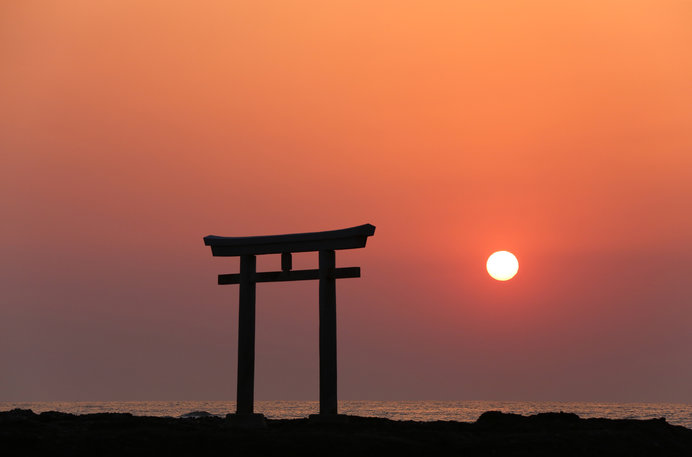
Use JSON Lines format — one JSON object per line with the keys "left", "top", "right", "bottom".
{"left": 486, "top": 251, "right": 519, "bottom": 281}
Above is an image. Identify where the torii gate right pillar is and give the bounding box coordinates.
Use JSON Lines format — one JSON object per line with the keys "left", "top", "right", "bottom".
{"left": 319, "top": 249, "right": 337, "bottom": 415}
{"left": 237, "top": 254, "right": 256, "bottom": 415}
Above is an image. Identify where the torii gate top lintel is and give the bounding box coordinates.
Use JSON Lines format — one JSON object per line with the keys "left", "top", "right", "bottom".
{"left": 203, "top": 223, "right": 375, "bottom": 256}
{"left": 203, "top": 223, "right": 375, "bottom": 418}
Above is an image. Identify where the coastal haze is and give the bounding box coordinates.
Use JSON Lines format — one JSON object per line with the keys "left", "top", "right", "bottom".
{"left": 2, "top": 1, "right": 691, "bottom": 404}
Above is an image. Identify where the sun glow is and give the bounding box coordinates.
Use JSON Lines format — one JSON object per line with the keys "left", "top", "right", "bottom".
{"left": 486, "top": 251, "right": 519, "bottom": 281}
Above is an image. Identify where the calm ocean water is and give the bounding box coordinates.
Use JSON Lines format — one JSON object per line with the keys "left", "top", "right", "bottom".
{"left": 2, "top": 401, "right": 691, "bottom": 428}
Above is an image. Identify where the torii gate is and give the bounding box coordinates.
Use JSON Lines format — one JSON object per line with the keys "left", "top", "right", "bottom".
{"left": 203, "top": 224, "right": 376, "bottom": 417}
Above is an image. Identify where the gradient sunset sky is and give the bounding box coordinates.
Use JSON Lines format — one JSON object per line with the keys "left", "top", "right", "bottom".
{"left": 2, "top": 1, "right": 691, "bottom": 402}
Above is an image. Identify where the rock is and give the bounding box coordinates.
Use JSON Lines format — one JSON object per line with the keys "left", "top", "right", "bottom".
{"left": 0, "top": 408, "right": 37, "bottom": 419}
{"left": 180, "top": 411, "right": 214, "bottom": 419}
{"left": 0, "top": 409, "right": 690, "bottom": 456}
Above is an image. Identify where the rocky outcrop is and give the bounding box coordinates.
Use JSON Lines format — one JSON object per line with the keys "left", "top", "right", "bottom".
{"left": 2, "top": 408, "right": 691, "bottom": 456}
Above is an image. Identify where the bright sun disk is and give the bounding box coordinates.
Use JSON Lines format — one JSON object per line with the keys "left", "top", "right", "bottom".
{"left": 486, "top": 251, "right": 519, "bottom": 281}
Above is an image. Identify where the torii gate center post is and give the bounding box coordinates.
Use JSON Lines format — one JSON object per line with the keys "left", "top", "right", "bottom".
{"left": 203, "top": 224, "right": 376, "bottom": 417}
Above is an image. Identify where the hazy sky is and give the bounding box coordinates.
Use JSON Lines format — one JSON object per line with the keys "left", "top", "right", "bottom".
{"left": 2, "top": 1, "right": 691, "bottom": 402}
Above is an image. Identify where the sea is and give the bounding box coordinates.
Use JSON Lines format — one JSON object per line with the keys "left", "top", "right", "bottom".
{"left": 2, "top": 401, "right": 691, "bottom": 429}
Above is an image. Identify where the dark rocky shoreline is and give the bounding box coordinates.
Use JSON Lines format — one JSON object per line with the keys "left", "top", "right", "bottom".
{"left": 2, "top": 408, "right": 692, "bottom": 456}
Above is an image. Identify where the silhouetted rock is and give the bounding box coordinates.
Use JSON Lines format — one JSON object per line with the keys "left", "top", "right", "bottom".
{"left": 180, "top": 411, "right": 214, "bottom": 418}
{"left": 477, "top": 410, "right": 581, "bottom": 429}
{"left": 1, "top": 409, "right": 690, "bottom": 456}
{"left": 4, "top": 408, "right": 37, "bottom": 419}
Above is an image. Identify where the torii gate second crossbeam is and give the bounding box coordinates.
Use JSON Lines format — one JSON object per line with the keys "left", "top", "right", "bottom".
{"left": 203, "top": 224, "right": 376, "bottom": 417}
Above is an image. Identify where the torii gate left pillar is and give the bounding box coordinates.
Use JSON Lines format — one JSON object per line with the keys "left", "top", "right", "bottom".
{"left": 203, "top": 224, "right": 375, "bottom": 417}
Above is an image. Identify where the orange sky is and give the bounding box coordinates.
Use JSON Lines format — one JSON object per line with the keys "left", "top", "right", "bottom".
{"left": 2, "top": 1, "right": 691, "bottom": 402}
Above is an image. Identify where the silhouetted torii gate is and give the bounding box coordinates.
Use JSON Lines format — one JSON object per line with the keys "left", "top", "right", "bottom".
{"left": 203, "top": 224, "right": 375, "bottom": 416}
